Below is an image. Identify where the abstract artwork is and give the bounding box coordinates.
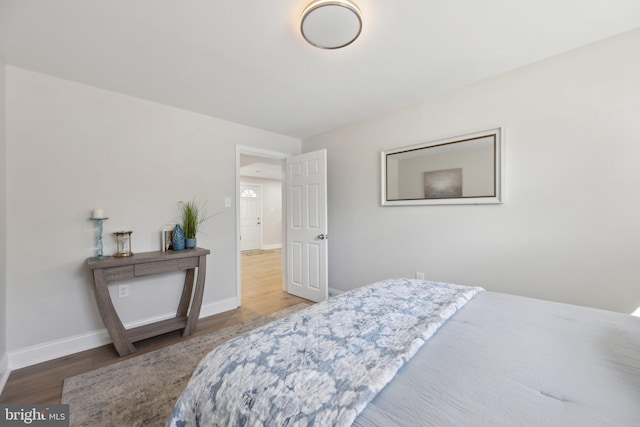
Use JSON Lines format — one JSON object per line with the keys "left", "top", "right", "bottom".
{"left": 424, "top": 168, "right": 462, "bottom": 198}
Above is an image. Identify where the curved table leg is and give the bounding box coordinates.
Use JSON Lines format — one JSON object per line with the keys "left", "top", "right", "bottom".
{"left": 183, "top": 255, "right": 207, "bottom": 337}
{"left": 92, "top": 269, "right": 137, "bottom": 356}
{"left": 176, "top": 268, "right": 195, "bottom": 319}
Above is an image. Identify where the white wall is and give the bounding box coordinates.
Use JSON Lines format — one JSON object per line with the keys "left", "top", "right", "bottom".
{"left": 0, "top": 59, "right": 8, "bottom": 386}
{"left": 5, "top": 67, "right": 300, "bottom": 367}
{"left": 304, "top": 28, "right": 640, "bottom": 314}
{"left": 240, "top": 177, "right": 282, "bottom": 249}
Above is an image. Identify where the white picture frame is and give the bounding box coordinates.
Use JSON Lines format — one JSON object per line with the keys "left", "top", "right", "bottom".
{"left": 381, "top": 128, "right": 504, "bottom": 206}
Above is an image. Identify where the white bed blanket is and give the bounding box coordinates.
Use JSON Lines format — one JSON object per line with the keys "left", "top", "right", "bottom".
{"left": 167, "top": 279, "right": 483, "bottom": 426}
{"left": 353, "top": 291, "right": 640, "bottom": 426}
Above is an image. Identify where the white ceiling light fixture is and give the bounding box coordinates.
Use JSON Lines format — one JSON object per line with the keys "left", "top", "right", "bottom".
{"left": 300, "top": 0, "right": 362, "bottom": 49}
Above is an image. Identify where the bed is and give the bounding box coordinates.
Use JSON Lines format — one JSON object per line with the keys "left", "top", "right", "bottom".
{"left": 167, "top": 279, "right": 640, "bottom": 426}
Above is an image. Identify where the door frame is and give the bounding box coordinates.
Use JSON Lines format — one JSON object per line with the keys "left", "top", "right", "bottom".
{"left": 236, "top": 145, "right": 291, "bottom": 307}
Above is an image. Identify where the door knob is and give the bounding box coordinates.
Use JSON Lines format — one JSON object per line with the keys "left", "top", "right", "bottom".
{"left": 317, "top": 234, "right": 328, "bottom": 240}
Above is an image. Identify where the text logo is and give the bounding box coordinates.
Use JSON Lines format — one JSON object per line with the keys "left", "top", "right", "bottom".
{"left": 1, "top": 405, "right": 69, "bottom": 426}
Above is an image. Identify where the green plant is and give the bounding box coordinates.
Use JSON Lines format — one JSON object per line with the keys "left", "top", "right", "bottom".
{"left": 179, "top": 199, "right": 211, "bottom": 239}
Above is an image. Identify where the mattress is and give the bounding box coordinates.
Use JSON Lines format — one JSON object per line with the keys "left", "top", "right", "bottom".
{"left": 353, "top": 291, "right": 640, "bottom": 426}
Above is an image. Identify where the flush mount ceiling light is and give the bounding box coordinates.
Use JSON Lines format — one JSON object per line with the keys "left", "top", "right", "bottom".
{"left": 300, "top": 0, "right": 362, "bottom": 49}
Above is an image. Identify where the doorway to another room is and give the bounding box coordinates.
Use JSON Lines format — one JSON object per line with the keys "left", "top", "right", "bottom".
{"left": 237, "top": 147, "right": 328, "bottom": 308}
{"left": 239, "top": 153, "right": 291, "bottom": 312}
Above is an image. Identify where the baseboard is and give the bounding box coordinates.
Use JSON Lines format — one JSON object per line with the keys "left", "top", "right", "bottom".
{"left": 261, "top": 244, "right": 282, "bottom": 250}
{"left": 0, "top": 353, "right": 9, "bottom": 396}
{"left": 8, "top": 328, "right": 113, "bottom": 371}
{"left": 199, "top": 296, "right": 238, "bottom": 318}
{"left": 7, "top": 297, "right": 239, "bottom": 371}
{"left": 328, "top": 287, "right": 345, "bottom": 297}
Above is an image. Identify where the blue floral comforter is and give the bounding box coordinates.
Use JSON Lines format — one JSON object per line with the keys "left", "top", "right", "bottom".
{"left": 167, "top": 279, "right": 483, "bottom": 426}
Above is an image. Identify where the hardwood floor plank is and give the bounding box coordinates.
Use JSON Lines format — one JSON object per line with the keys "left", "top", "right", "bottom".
{"left": 0, "top": 249, "right": 311, "bottom": 404}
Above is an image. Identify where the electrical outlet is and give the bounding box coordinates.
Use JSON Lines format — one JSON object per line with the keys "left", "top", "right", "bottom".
{"left": 118, "top": 284, "right": 130, "bottom": 298}
{"left": 415, "top": 272, "right": 425, "bottom": 280}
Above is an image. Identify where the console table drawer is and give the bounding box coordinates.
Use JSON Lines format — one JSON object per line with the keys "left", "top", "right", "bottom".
{"left": 135, "top": 260, "right": 178, "bottom": 276}
{"left": 103, "top": 265, "right": 135, "bottom": 281}
{"left": 178, "top": 257, "right": 199, "bottom": 269}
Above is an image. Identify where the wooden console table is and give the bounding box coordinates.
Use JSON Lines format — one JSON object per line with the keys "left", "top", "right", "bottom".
{"left": 87, "top": 248, "right": 210, "bottom": 356}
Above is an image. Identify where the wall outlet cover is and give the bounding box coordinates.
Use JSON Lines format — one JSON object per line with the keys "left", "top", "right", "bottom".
{"left": 118, "top": 284, "right": 129, "bottom": 298}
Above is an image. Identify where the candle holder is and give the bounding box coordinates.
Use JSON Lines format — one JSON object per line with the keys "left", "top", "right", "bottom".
{"left": 89, "top": 217, "right": 110, "bottom": 260}
{"left": 114, "top": 231, "right": 134, "bottom": 257}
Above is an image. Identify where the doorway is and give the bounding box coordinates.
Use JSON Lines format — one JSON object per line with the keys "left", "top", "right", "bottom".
{"left": 238, "top": 150, "right": 286, "bottom": 309}
{"left": 236, "top": 146, "right": 329, "bottom": 307}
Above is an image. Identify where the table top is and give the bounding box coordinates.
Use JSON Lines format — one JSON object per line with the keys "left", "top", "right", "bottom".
{"left": 86, "top": 247, "right": 210, "bottom": 269}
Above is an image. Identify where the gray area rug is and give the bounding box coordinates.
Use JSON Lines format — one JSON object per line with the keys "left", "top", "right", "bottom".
{"left": 62, "top": 304, "right": 308, "bottom": 427}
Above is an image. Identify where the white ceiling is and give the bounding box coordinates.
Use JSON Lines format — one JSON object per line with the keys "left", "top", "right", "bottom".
{"left": 240, "top": 162, "right": 284, "bottom": 181}
{"left": 240, "top": 155, "right": 283, "bottom": 180}
{"left": 1, "top": 0, "right": 639, "bottom": 139}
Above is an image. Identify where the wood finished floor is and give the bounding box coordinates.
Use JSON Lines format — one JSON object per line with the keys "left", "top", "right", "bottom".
{"left": 0, "top": 248, "right": 311, "bottom": 404}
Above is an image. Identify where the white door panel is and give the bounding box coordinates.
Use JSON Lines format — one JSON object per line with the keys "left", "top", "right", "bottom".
{"left": 240, "top": 184, "right": 262, "bottom": 251}
{"left": 286, "top": 149, "right": 328, "bottom": 302}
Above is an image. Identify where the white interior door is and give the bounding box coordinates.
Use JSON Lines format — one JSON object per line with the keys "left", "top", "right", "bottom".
{"left": 286, "top": 149, "right": 328, "bottom": 302}
{"left": 240, "top": 184, "right": 262, "bottom": 251}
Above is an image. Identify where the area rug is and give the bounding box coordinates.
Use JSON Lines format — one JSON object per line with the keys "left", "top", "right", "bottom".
{"left": 62, "top": 304, "right": 308, "bottom": 427}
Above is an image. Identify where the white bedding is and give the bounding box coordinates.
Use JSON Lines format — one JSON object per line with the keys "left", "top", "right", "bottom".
{"left": 353, "top": 291, "right": 640, "bottom": 426}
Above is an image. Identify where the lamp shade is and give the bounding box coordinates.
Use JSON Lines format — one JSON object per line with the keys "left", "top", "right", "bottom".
{"left": 300, "top": 0, "right": 362, "bottom": 49}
